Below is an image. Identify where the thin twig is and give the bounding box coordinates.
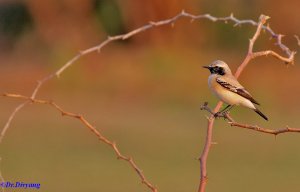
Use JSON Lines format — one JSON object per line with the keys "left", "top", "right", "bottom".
{"left": 0, "top": 102, "right": 29, "bottom": 143}
{"left": 295, "top": 35, "right": 300, "bottom": 47}
{"left": 1, "top": 93, "right": 157, "bottom": 192}
{"left": 252, "top": 50, "right": 295, "bottom": 64}
{"left": 229, "top": 122, "right": 300, "bottom": 135}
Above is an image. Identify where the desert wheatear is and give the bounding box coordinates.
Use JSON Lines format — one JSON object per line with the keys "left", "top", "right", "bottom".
{"left": 203, "top": 60, "right": 268, "bottom": 121}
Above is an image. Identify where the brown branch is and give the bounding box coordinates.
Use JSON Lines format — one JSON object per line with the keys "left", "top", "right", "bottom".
{"left": 295, "top": 35, "right": 300, "bottom": 47}
{"left": 1, "top": 93, "right": 157, "bottom": 192}
{"left": 252, "top": 50, "right": 295, "bottom": 64}
{"left": 235, "top": 15, "right": 270, "bottom": 78}
{"left": 229, "top": 122, "right": 300, "bottom": 135}
{"left": 201, "top": 102, "right": 300, "bottom": 135}
{"left": 198, "top": 14, "right": 296, "bottom": 192}
{"left": 0, "top": 101, "right": 29, "bottom": 143}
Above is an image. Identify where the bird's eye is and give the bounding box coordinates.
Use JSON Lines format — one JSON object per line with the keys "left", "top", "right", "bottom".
{"left": 214, "top": 66, "right": 220, "bottom": 72}
{"left": 217, "top": 67, "right": 225, "bottom": 75}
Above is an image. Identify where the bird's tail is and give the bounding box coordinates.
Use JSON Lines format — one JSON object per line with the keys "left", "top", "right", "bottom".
{"left": 254, "top": 108, "right": 268, "bottom": 121}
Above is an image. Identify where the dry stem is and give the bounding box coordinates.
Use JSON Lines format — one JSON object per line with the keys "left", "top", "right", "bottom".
{"left": 201, "top": 102, "right": 300, "bottom": 135}
{"left": 230, "top": 122, "right": 300, "bottom": 135}
{"left": 1, "top": 93, "right": 157, "bottom": 192}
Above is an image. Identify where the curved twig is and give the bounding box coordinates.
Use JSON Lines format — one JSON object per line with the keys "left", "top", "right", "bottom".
{"left": 1, "top": 93, "right": 157, "bottom": 192}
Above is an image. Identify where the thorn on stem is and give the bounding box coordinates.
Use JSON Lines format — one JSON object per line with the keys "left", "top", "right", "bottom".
{"left": 259, "top": 14, "right": 270, "bottom": 24}
{"left": 234, "top": 23, "right": 240, "bottom": 27}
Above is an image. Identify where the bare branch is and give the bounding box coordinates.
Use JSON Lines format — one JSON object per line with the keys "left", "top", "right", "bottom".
{"left": 0, "top": 101, "right": 28, "bottom": 143}
{"left": 276, "top": 34, "right": 294, "bottom": 57}
{"left": 295, "top": 35, "right": 300, "bottom": 47}
{"left": 1, "top": 93, "right": 157, "bottom": 192}
{"left": 252, "top": 50, "right": 295, "bottom": 64}
{"left": 201, "top": 102, "right": 300, "bottom": 136}
{"left": 248, "top": 15, "right": 270, "bottom": 54}
{"left": 229, "top": 122, "right": 300, "bottom": 135}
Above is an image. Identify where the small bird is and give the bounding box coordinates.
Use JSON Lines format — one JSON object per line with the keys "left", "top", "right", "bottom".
{"left": 203, "top": 60, "right": 268, "bottom": 121}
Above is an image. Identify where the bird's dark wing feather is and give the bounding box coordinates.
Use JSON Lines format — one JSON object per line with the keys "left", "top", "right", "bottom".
{"left": 216, "top": 78, "right": 260, "bottom": 105}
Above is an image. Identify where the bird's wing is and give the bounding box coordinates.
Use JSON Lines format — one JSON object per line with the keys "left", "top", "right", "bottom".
{"left": 216, "top": 77, "right": 260, "bottom": 105}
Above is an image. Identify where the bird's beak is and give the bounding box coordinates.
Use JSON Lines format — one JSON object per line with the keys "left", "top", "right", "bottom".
{"left": 203, "top": 66, "right": 210, "bottom": 69}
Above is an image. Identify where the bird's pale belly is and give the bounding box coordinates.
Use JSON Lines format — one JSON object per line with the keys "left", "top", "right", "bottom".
{"left": 208, "top": 76, "right": 255, "bottom": 109}
{"left": 213, "top": 88, "right": 240, "bottom": 105}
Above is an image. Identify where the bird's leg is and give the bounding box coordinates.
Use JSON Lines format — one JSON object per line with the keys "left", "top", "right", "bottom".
{"left": 214, "top": 105, "right": 234, "bottom": 118}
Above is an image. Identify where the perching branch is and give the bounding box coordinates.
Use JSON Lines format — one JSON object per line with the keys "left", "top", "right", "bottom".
{"left": 229, "top": 122, "right": 300, "bottom": 135}
{"left": 198, "top": 14, "right": 296, "bottom": 192}
{"left": 200, "top": 102, "right": 300, "bottom": 135}
{"left": 0, "top": 11, "right": 297, "bottom": 192}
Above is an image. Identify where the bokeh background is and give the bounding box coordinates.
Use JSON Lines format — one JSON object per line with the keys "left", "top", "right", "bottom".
{"left": 1, "top": 0, "right": 300, "bottom": 192}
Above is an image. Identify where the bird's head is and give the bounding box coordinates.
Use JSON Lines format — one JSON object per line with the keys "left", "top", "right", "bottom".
{"left": 203, "top": 60, "right": 232, "bottom": 76}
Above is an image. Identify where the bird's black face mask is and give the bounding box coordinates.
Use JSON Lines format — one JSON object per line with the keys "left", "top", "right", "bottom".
{"left": 203, "top": 66, "right": 225, "bottom": 75}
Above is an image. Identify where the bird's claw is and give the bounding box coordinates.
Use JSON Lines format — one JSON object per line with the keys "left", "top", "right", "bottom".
{"left": 213, "top": 112, "right": 220, "bottom": 118}
{"left": 214, "top": 111, "right": 229, "bottom": 119}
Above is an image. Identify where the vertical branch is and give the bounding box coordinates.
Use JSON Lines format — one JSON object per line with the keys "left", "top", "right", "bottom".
{"left": 198, "top": 14, "right": 277, "bottom": 192}
{"left": 235, "top": 15, "right": 269, "bottom": 78}
{"left": 198, "top": 102, "right": 222, "bottom": 192}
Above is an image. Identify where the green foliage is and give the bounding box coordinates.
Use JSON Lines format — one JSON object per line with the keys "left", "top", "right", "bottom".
{"left": 94, "top": 0, "right": 125, "bottom": 35}
{"left": 0, "top": 2, "right": 32, "bottom": 41}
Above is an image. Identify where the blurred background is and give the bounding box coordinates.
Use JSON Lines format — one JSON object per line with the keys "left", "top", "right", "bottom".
{"left": 1, "top": 0, "right": 300, "bottom": 191}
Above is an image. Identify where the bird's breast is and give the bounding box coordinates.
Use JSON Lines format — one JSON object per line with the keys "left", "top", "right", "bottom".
{"left": 207, "top": 74, "right": 255, "bottom": 108}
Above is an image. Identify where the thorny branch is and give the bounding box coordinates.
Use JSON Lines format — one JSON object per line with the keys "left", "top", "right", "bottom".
{"left": 198, "top": 14, "right": 296, "bottom": 192}
{"left": 0, "top": 10, "right": 297, "bottom": 192}
{"left": 200, "top": 102, "right": 300, "bottom": 135}
{"left": 1, "top": 93, "right": 157, "bottom": 192}
{"left": 295, "top": 35, "right": 300, "bottom": 47}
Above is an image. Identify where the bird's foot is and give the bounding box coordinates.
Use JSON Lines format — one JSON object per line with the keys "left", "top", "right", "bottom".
{"left": 214, "top": 111, "right": 229, "bottom": 119}
{"left": 214, "top": 112, "right": 221, "bottom": 118}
